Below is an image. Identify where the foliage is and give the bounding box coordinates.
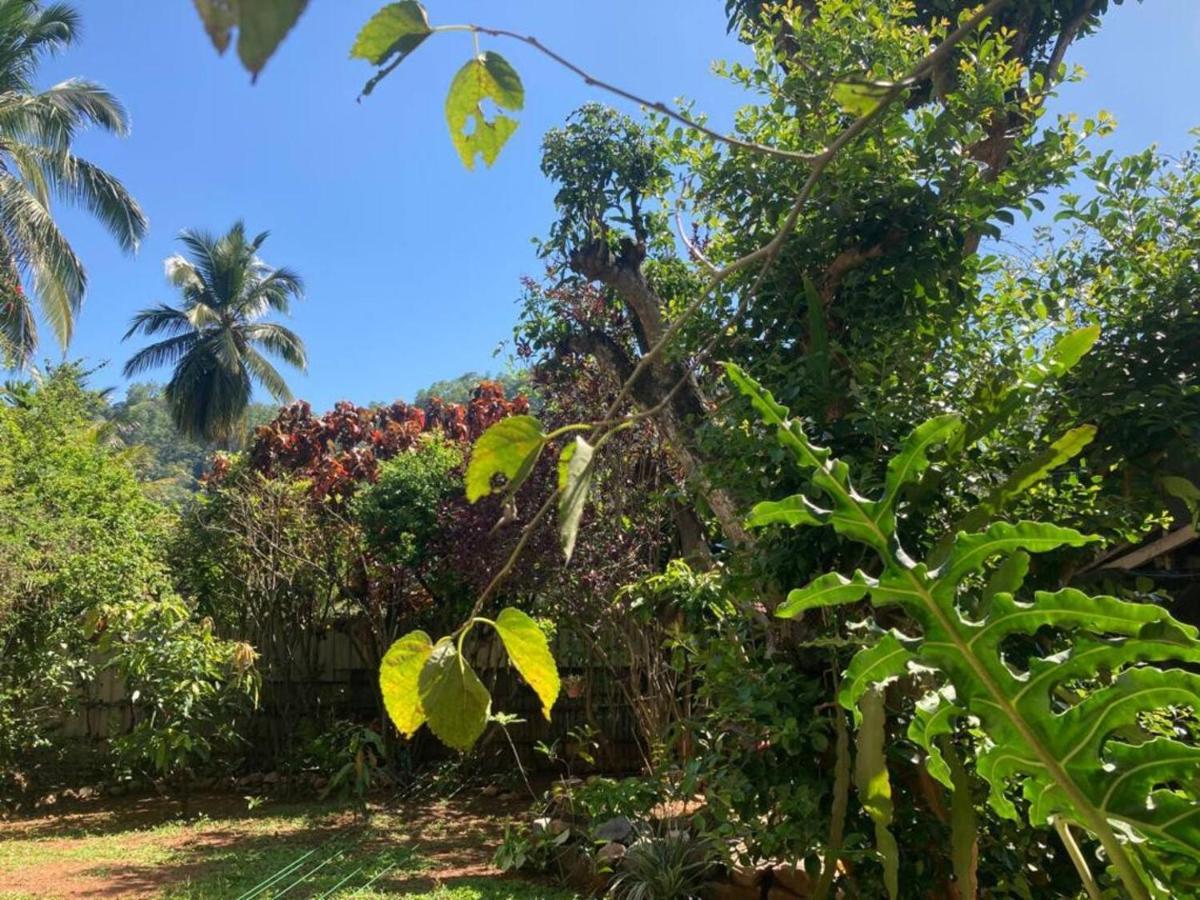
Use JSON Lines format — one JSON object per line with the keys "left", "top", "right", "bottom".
{"left": 306, "top": 720, "right": 386, "bottom": 802}
{"left": 608, "top": 831, "right": 718, "bottom": 900}
{"left": 731, "top": 363, "right": 1200, "bottom": 898}
{"left": 379, "top": 607, "right": 559, "bottom": 752}
{"left": 0, "top": 364, "right": 246, "bottom": 790}
{"left": 0, "top": 0, "right": 146, "bottom": 366}
{"left": 354, "top": 434, "right": 463, "bottom": 568}
{"left": 123, "top": 222, "right": 307, "bottom": 444}
{"left": 99, "top": 594, "right": 258, "bottom": 783}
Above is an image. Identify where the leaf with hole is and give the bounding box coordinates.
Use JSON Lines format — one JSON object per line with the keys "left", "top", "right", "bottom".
{"left": 466, "top": 415, "right": 545, "bottom": 503}
{"left": 445, "top": 51, "right": 525, "bottom": 169}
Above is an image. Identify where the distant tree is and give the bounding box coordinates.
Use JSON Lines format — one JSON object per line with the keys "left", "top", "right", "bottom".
{"left": 0, "top": 0, "right": 146, "bottom": 366}
{"left": 413, "top": 369, "right": 534, "bottom": 407}
{"left": 122, "top": 222, "right": 307, "bottom": 445}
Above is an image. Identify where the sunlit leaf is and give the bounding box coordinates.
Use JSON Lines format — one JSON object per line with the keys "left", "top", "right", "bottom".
{"left": 832, "top": 78, "right": 895, "bottom": 117}
{"left": 418, "top": 639, "right": 491, "bottom": 750}
{"left": 855, "top": 688, "right": 899, "bottom": 899}
{"left": 445, "top": 51, "right": 525, "bottom": 169}
{"left": 352, "top": 1, "right": 433, "bottom": 96}
{"left": 495, "top": 607, "right": 559, "bottom": 720}
{"left": 379, "top": 630, "right": 432, "bottom": 736}
{"left": 465, "top": 415, "right": 545, "bottom": 503}
{"left": 557, "top": 436, "right": 594, "bottom": 562}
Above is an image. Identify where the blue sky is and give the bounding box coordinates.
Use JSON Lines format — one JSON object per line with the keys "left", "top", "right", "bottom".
{"left": 38, "top": 1, "right": 1200, "bottom": 408}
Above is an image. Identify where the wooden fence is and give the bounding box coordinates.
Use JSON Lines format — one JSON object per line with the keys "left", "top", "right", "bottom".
{"left": 60, "top": 625, "right": 647, "bottom": 773}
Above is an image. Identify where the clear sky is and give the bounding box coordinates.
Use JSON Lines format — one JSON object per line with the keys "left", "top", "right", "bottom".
{"left": 37, "top": 1, "right": 1200, "bottom": 409}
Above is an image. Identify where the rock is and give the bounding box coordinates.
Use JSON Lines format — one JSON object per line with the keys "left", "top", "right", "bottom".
{"left": 76, "top": 786, "right": 97, "bottom": 801}
{"left": 597, "top": 841, "right": 626, "bottom": 866}
{"left": 105, "top": 783, "right": 128, "bottom": 798}
{"left": 594, "top": 815, "right": 633, "bottom": 843}
{"left": 548, "top": 818, "right": 570, "bottom": 836}
{"left": 191, "top": 776, "right": 216, "bottom": 791}
{"left": 263, "top": 771, "right": 281, "bottom": 786}
{"left": 497, "top": 791, "right": 522, "bottom": 802}
{"left": 481, "top": 783, "right": 502, "bottom": 798}
{"left": 311, "top": 775, "right": 329, "bottom": 791}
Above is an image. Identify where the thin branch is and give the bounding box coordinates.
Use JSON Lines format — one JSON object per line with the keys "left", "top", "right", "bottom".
{"left": 434, "top": 24, "right": 822, "bottom": 165}
{"left": 467, "top": 0, "right": 1011, "bottom": 616}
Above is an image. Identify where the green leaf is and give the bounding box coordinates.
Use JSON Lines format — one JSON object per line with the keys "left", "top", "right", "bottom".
{"left": 777, "top": 570, "right": 875, "bottom": 619}
{"left": 1162, "top": 475, "right": 1200, "bottom": 527}
{"left": 954, "top": 425, "right": 1097, "bottom": 537}
{"left": 946, "top": 741, "right": 980, "bottom": 900}
{"left": 832, "top": 78, "right": 895, "bottom": 117}
{"left": 445, "top": 51, "right": 525, "bottom": 169}
{"left": 1046, "top": 324, "right": 1101, "bottom": 376}
{"left": 745, "top": 495, "right": 824, "bottom": 529}
{"left": 855, "top": 688, "right": 899, "bottom": 899}
{"left": 351, "top": 1, "right": 431, "bottom": 65}
{"left": 465, "top": 415, "right": 546, "bottom": 503}
{"left": 557, "top": 437, "right": 594, "bottom": 563}
{"left": 379, "top": 630, "right": 433, "bottom": 737}
{"left": 838, "top": 633, "right": 915, "bottom": 715}
{"left": 736, "top": 362, "right": 1200, "bottom": 896}
{"left": 494, "top": 607, "right": 560, "bottom": 720}
{"left": 417, "top": 639, "right": 491, "bottom": 751}
{"left": 193, "top": 0, "right": 310, "bottom": 80}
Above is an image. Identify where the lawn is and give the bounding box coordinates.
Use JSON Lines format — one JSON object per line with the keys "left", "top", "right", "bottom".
{"left": 0, "top": 794, "right": 577, "bottom": 899}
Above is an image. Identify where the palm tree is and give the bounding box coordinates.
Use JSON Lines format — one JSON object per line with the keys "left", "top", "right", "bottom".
{"left": 0, "top": 0, "right": 147, "bottom": 365}
{"left": 123, "top": 223, "right": 307, "bottom": 444}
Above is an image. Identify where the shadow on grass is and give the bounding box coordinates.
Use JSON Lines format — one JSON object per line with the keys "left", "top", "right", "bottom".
{"left": 1, "top": 793, "right": 575, "bottom": 898}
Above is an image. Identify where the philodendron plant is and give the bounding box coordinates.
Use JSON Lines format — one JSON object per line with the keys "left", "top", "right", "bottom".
{"left": 728, "top": 362, "right": 1200, "bottom": 900}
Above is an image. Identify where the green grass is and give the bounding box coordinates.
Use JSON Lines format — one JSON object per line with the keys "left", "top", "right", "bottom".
{"left": 0, "top": 800, "right": 579, "bottom": 899}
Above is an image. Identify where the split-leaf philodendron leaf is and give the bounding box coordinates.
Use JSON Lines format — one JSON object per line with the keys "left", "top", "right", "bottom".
{"left": 730, "top": 362, "right": 1200, "bottom": 899}
{"left": 445, "top": 51, "right": 525, "bottom": 169}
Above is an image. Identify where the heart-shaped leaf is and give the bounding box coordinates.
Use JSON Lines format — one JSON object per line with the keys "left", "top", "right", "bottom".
{"left": 417, "top": 639, "right": 491, "bottom": 751}
{"left": 495, "top": 608, "right": 559, "bottom": 720}
{"left": 379, "top": 630, "right": 433, "bottom": 736}
{"left": 193, "top": 0, "right": 310, "bottom": 80}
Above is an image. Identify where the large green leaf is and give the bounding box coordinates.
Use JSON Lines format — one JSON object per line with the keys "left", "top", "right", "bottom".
{"left": 730, "top": 362, "right": 1200, "bottom": 898}
{"left": 557, "top": 437, "right": 594, "bottom": 563}
{"left": 417, "top": 639, "right": 491, "bottom": 751}
{"left": 494, "top": 607, "right": 559, "bottom": 720}
{"left": 445, "top": 52, "right": 525, "bottom": 169}
{"left": 193, "top": 0, "right": 310, "bottom": 80}
{"left": 379, "top": 630, "right": 432, "bottom": 737}
{"left": 465, "top": 415, "right": 546, "bottom": 503}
